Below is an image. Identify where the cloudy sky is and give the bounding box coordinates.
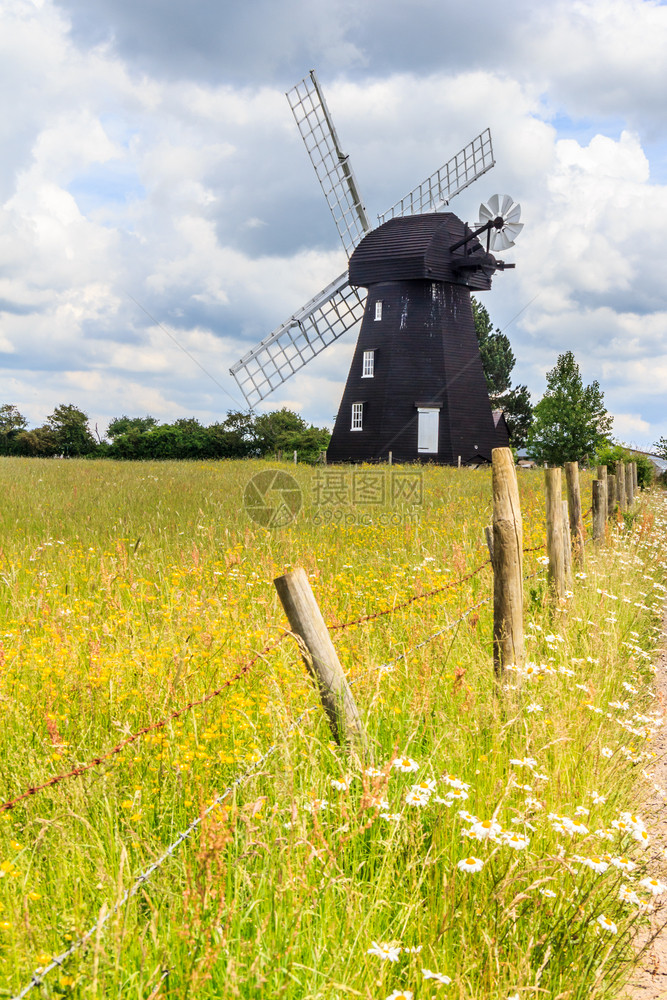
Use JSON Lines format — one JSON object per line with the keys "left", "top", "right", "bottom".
{"left": 1, "top": 0, "right": 666, "bottom": 448}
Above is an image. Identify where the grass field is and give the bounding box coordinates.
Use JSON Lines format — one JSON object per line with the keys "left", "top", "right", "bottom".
{"left": 0, "top": 457, "right": 666, "bottom": 1000}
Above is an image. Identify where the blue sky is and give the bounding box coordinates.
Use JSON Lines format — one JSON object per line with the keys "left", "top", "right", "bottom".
{"left": 1, "top": 0, "right": 666, "bottom": 449}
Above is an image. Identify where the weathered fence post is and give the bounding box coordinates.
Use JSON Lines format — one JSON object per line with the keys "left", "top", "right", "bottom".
{"left": 274, "top": 568, "right": 367, "bottom": 750}
{"left": 565, "top": 461, "right": 585, "bottom": 566}
{"left": 596, "top": 464, "right": 608, "bottom": 520}
{"left": 545, "top": 467, "right": 565, "bottom": 598}
{"left": 632, "top": 461, "right": 638, "bottom": 492}
{"left": 592, "top": 480, "right": 605, "bottom": 541}
{"left": 484, "top": 525, "right": 494, "bottom": 565}
{"left": 607, "top": 473, "right": 617, "bottom": 518}
{"left": 625, "top": 463, "right": 634, "bottom": 507}
{"left": 562, "top": 500, "right": 573, "bottom": 589}
{"left": 615, "top": 461, "right": 627, "bottom": 512}
{"left": 491, "top": 448, "right": 524, "bottom": 677}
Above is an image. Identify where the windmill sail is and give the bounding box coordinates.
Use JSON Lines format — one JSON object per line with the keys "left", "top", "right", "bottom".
{"left": 287, "top": 71, "right": 371, "bottom": 257}
{"left": 377, "top": 129, "right": 495, "bottom": 224}
{"left": 230, "top": 272, "right": 366, "bottom": 408}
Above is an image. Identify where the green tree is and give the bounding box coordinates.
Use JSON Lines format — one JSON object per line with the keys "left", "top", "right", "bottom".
{"left": 0, "top": 404, "right": 28, "bottom": 435}
{"left": 654, "top": 436, "right": 667, "bottom": 460}
{"left": 471, "top": 297, "right": 533, "bottom": 447}
{"left": 253, "top": 409, "right": 308, "bottom": 454}
{"left": 253, "top": 408, "right": 330, "bottom": 463}
{"left": 14, "top": 426, "right": 58, "bottom": 457}
{"left": 107, "top": 415, "right": 159, "bottom": 439}
{"left": 206, "top": 411, "right": 256, "bottom": 459}
{"left": 495, "top": 384, "right": 533, "bottom": 451}
{"left": 526, "top": 351, "right": 613, "bottom": 466}
{"left": 46, "top": 404, "right": 97, "bottom": 457}
{"left": 0, "top": 404, "right": 29, "bottom": 455}
{"left": 472, "top": 297, "right": 515, "bottom": 394}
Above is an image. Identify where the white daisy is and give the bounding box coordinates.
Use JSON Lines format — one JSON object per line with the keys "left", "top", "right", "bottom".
{"left": 422, "top": 969, "right": 452, "bottom": 984}
{"left": 504, "top": 832, "right": 530, "bottom": 850}
{"left": 639, "top": 877, "right": 667, "bottom": 896}
{"left": 367, "top": 942, "right": 401, "bottom": 962}
{"left": 619, "top": 884, "right": 641, "bottom": 904}
{"left": 581, "top": 856, "right": 609, "bottom": 873}
{"left": 610, "top": 856, "right": 636, "bottom": 871}
{"left": 471, "top": 819, "right": 502, "bottom": 840}
{"left": 446, "top": 788, "right": 469, "bottom": 802}
{"left": 394, "top": 756, "right": 419, "bottom": 773}
{"left": 441, "top": 775, "right": 470, "bottom": 790}
{"left": 457, "top": 810, "right": 478, "bottom": 823}
{"left": 405, "top": 788, "right": 430, "bottom": 807}
{"left": 457, "top": 856, "right": 484, "bottom": 873}
{"left": 596, "top": 914, "right": 617, "bottom": 933}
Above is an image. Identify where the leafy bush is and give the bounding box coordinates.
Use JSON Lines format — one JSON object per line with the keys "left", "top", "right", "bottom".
{"left": 595, "top": 443, "right": 654, "bottom": 490}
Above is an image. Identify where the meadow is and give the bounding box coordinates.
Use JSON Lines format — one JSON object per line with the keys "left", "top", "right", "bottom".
{"left": 0, "top": 457, "right": 666, "bottom": 1000}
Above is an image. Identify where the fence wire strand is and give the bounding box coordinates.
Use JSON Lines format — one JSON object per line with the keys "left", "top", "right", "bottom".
{"left": 10, "top": 708, "right": 313, "bottom": 1000}
{"left": 0, "top": 634, "right": 287, "bottom": 814}
{"left": 328, "top": 558, "right": 492, "bottom": 631}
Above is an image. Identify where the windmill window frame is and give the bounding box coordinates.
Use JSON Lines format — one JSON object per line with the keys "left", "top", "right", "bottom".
{"left": 374, "top": 300, "right": 383, "bottom": 321}
{"left": 351, "top": 402, "right": 364, "bottom": 431}
{"left": 361, "top": 350, "right": 375, "bottom": 378}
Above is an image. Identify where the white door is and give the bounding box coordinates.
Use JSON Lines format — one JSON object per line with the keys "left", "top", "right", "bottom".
{"left": 417, "top": 408, "right": 439, "bottom": 453}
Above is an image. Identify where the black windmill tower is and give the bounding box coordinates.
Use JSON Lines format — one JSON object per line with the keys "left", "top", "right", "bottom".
{"left": 230, "top": 72, "right": 523, "bottom": 464}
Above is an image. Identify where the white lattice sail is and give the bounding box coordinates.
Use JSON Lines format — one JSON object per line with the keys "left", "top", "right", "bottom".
{"left": 230, "top": 272, "right": 366, "bottom": 408}
{"left": 378, "top": 129, "right": 495, "bottom": 224}
{"left": 286, "top": 71, "right": 371, "bottom": 258}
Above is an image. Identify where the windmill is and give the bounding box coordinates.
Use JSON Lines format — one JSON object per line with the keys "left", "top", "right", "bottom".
{"left": 230, "top": 71, "right": 523, "bottom": 464}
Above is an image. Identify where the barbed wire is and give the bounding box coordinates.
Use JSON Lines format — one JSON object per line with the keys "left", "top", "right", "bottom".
{"left": 0, "top": 634, "right": 287, "bottom": 814}
{"left": 353, "top": 597, "right": 492, "bottom": 682}
{"left": 328, "top": 558, "right": 492, "bottom": 631}
{"left": 0, "top": 536, "right": 549, "bottom": 812}
{"left": 10, "top": 707, "right": 313, "bottom": 1000}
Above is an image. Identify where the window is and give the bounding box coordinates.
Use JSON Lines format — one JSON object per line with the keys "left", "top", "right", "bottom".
{"left": 374, "top": 300, "right": 383, "bottom": 321}
{"left": 362, "top": 350, "right": 375, "bottom": 377}
{"left": 351, "top": 402, "right": 363, "bottom": 431}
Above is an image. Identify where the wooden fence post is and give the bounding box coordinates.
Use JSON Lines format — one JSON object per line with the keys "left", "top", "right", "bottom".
{"left": 565, "top": 461, "right": 585, "bottom": 566}
{"left": 607, "top": 473, "right": 617, "bottom": 518}
{"left": 484, "top": 525, "right": 494, "bottom": 565}
{"left": 592, "top": 480, "right": 605, "bottom": 541}
{"left": 561, "top": 500, "right": 573, "bottom": 589}
{"left": 597, "top": 464, "right": 608, "bottom": 520}
{"left": 274, "top": 568, "right": 367, "bottom": 750}
{"left": 633, "top": 461, "right": 638, "bottom": 492}
{"left": 491, "top": 448, "right": 524, "bottom": 677}
{"left": 625, "top": 463, "right": 634, "bottom": 507}
{"left": 545, "top": 467, "right": 565, "bottom": 598}
{"left": 616, "top": 461, "right": 627, "bottom": 512}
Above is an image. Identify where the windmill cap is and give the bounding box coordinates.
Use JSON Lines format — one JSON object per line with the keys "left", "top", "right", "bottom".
{"left": 348, "top": 213, "right": 498, "bottom": 291}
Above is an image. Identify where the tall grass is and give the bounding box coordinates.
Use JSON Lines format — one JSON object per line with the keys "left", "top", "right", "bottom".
{"left": 0, "top": 457, "right": 665, "bottom": 999}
